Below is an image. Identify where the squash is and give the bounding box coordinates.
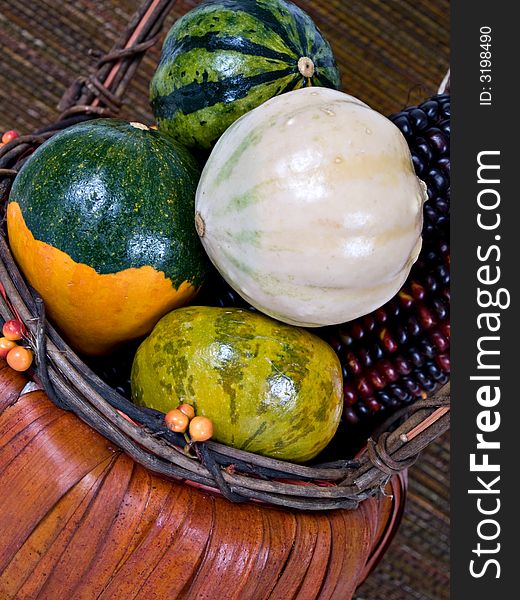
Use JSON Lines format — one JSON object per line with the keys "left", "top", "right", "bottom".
{"left": 7, "top": 119, "right": 209, "bottom": 355}
{"left": 195, "top": 87, "right": 428, "bottom": 327}
{"left": 0, "top": 358, "right": 405, "bottom": 599}
{"left": 150, "top": 0, "right": 341, "bottom": 150}
{"left": 131, "top": 306, "right": 343, "bottom": 462}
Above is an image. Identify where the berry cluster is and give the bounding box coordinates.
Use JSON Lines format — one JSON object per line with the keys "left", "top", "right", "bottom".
{"left": 0, "top": 319, "right": 33, "bottom": 372}
{"left": 165, "top": 404, "right": 214, "bottom": 442}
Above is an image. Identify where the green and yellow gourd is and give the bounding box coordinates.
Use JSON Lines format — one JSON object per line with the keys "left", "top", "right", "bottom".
{"left": 131, "top": 307, "right": 343, "bottom": 462}
{"left": 150, "top": 0, "right": 341, "bottom": 150}
{"left": 7, "top": 119, "right": 208, "bottom": 355}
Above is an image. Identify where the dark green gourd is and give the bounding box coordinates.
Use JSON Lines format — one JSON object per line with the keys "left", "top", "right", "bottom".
{"left": 7, "top": 119, "right": 209, "bottom": 355}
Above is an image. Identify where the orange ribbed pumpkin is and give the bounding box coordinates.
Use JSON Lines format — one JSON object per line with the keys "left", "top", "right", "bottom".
{"left": 0, "top": 360, "right": 405, "bottom": 600}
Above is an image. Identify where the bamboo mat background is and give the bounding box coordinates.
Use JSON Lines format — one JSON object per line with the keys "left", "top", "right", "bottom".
{"left": 0, "top": 1, "right": 450, "bottom": 598}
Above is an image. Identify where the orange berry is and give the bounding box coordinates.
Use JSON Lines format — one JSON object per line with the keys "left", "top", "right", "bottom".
{"left": 2, "top": 319, "right": 23, "bottom": 341}
{"left": 177, "top": 403, "right": 195, "bottom": 420}
{"left": 164, "top": 408, "right": 189, "bottom": 433}
{"left": 0, "top": 337, "right": 17, "bottom": 359}
{"left": 189, "top": 416, "right": 213, "bottom": 442}
{"left": 6, "top": 346, "right": 33, "bottom": 372}
{"left": 2, "top": 129, "right": 19, "bottom": 144}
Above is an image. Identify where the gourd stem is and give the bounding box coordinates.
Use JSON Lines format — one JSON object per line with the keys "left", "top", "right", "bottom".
{"left": 195, "top": 212, "right": 205, "bottom": 237}
{"left": 298, "top": 56, "right": 315, "bottom": 78}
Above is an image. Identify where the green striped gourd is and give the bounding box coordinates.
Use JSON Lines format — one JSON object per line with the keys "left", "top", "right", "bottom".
{"left": 131, "top": 306, "right": 343, "bottom": 462}
{"left": 150, "top": 0, "right": 341, "bottom": 150}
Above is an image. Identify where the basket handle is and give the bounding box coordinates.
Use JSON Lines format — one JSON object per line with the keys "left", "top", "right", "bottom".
{"left": 57, "top": 0, "right": 177, "bottom": 118}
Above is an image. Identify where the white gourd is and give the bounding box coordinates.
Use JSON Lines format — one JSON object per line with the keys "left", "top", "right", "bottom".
{"left": 195, "top": 87, "right": 428, "bottom": 327}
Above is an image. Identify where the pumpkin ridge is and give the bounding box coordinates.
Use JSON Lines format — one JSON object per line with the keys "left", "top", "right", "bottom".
{"left": 295, "top": 517, "right": 333, "bottom": 597}
{"left": 134, "top": 491, "right": 212, "bottom": 598}
{"left": 105, "top": 474, "right": 185, "bottom": 598}
{"left": 95, "top": 485, "right": 186, "bottom": 597}
{"left": 314, "top": 512, "right": 348, "bottom": 597}
{"left": 4, "top": 429, "right": 117, "bottom": 564}
{"left": 37, "top": 452, "right": 126, "bottom": 599}
{"left": 104, "top": 471, "right": 175, "bottom": 587}
{"left": 106, "top": 464, "right": 151, "bottom": 577}
{"left": 0, "top": 412, "right": 81, "bottom": 483}
{"left": 0, "top": 391, "right": 56, "bottom": 436}
{"left": 77, "top": 459, "right": 142, "bottom": 595}
{"left": 236, "top": 509, "right": 272, "bottom": 598}
{"left": 69, "top": 455, "right": 138, "bottom": 595}
{"left": 4, "top": 454, "right": 117, "bottom": 599}
{"left": 271, "top": 515, "right": 318, "bottom": 595}
{"left": 176, "top": 494, "right": 217, "bottom": 600}
{"left": 261, "top": 511, "right": 297, "bottom": 597}
{"left": 0, "top": 409, "right": 63, "bottom": 478}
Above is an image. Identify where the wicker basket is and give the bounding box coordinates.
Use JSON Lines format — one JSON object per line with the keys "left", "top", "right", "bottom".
{"left": 0, "top": 0, "right": 450, "bottom": 513}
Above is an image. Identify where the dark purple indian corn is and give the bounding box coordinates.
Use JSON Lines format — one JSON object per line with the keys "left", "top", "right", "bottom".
{"left": 324, "top": 93, "right": 451, "bottom": 427}
{"left": 329, "top": 93, "right": 451, "bottom": 426}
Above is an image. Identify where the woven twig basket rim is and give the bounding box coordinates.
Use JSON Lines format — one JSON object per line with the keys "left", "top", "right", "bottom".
{"left": 0, "top": 0, "right": 450, "bottom": 511}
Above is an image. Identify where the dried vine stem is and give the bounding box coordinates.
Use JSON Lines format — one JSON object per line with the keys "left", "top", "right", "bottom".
{"left": 58, "top": 0, "right": 177, "bottom": 114}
